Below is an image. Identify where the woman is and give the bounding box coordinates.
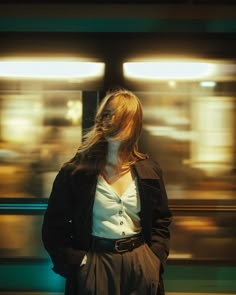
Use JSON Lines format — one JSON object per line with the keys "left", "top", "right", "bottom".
{"left": 42, "top": 89, "right": 172, "bottom": 295}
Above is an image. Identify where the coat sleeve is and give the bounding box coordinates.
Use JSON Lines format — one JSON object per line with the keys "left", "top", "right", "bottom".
{"left": 41, "top": 167, "right": 86, "bottom": 277}
{"left": 150, "top": 161, "right": 172, "bottom": 273}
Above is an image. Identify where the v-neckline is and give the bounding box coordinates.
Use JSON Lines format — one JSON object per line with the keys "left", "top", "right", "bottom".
{"left": 99, "top": 174, "right": 135, "bottom": 198}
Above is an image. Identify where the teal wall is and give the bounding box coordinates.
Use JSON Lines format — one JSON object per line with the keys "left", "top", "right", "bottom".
{"left": 0, "top": 18, "right": 236, "bottom": 32}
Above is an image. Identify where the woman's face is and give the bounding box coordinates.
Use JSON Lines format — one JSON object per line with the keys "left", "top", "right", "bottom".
{"left": 98, "top": 93, "right": 140, "bottom": 144}
{"left": 100, "top": 103, "right": 117, "bottom": 141}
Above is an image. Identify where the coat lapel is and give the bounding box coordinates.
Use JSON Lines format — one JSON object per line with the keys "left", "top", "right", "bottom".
{"left": 133, "top": 160, "right": 162, "bottom": 228}
{"left": 134, "top": 160, "right": 161, "bottom": 180}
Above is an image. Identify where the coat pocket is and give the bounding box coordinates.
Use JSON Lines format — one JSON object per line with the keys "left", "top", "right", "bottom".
{"left": 64, "top": 247, "right": 87, "bottom": 266}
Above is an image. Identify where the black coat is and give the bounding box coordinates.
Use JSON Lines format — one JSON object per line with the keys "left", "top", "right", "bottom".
{"left": 42, "top": 157, "right": 172, "bottom": 295}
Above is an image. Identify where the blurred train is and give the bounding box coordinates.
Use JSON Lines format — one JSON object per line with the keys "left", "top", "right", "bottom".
{"left": 0, "top": 27, "right": 236, "bottom": 294}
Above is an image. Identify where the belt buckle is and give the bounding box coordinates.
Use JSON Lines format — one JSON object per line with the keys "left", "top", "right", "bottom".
{"left": 114, "top": 237, "right": 136, "bottom": 253}
{"left": 114, "top": 238, "right": 130, "bottom": 253}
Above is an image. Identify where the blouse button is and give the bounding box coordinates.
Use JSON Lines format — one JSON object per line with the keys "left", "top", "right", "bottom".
{"left": 120, "top": 221, "right": 123, "bottom": 225}
{"left": 122, "top": 231, "right": 125, "bottom": 235}
{"left": 119, "top": 210, "right": 123, "bottom": 215}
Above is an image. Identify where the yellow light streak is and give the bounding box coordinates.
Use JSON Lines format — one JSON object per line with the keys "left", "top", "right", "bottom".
{"left": 0, "top": 60, "right": 105, "bottom": 79}
{"left": 200, "top": 81, "right": 216, "bottom": 87}
{"left": 123, "top": 61, "right": 215, "bottom": 80}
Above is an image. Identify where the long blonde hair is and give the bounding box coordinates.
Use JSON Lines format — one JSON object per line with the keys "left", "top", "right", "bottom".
{"left": 70, "top": 89, "right": 146, "bottom": 171}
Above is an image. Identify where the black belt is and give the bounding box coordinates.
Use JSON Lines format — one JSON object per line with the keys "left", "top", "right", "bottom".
{"left": 91, "top": 234, "right": 144, "bottom": 253}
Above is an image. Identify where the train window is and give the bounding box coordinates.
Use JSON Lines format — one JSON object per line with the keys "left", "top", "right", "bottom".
{"left": 128, "top": 59, "right": 236, "bottom": 202}
{"left": 0, "top": 58, "right": 104, "bottom": 199}
{"left": 137, "top": 85, "right": 235, "bottom": 202}
{"left": 0, "top": 87, "right": 83, "bottom": 198}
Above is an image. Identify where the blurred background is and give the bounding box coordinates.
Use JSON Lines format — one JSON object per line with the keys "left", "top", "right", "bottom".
{"left": 0, "top": 0, "right": 236, "bottom": 294}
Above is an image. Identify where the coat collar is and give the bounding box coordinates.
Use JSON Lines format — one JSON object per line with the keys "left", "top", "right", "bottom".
{"left": 133, "top": 159, "right": 160, "bottom": 180}
{"left": 72, "top": 158, "right": 160, "bottom": 181}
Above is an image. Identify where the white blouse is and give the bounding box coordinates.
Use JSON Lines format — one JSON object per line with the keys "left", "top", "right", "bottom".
{"left": 92, "top": 175, "right": 142, "bottom": 239}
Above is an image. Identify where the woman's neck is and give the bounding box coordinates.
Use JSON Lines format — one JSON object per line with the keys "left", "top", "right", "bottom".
{"left": 104, "top": 141, "right": 131, "bottom": 177}
{"left": 106, "top": 141, "right": 121, "bottom": 166}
